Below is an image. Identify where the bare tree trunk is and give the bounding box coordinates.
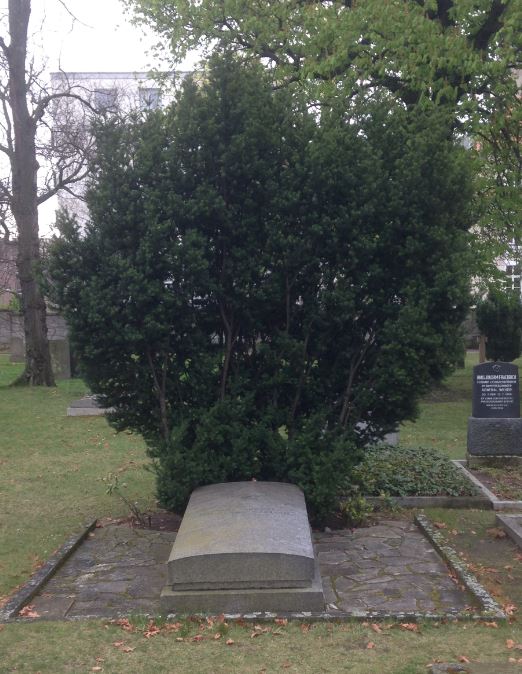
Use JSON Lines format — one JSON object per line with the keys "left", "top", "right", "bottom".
{"left": 7, "top": 0, "right": 54, "bottom": 385}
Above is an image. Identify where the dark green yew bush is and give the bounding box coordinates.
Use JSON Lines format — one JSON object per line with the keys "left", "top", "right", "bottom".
{"left": 48, "top": 54, "right": 474, "bottom": 520}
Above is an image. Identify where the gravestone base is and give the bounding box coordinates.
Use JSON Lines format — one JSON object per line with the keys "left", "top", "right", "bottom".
{"left": 467, "top": 416, "right": 522, "bottom": 457}
{"left": 161, "top": 559, "right": 324, "bottom": 614}
{"left": 467, "top": 453, "right": 522, "bottom": 469}
{"left": 162, "top": 481, "right": 325, "bottom": 615}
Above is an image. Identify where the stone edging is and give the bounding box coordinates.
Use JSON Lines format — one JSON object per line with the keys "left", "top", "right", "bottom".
{"left": 414, "top": 513, "right": 506, "bottom": 621}
{"left": 496, "top": 513, "right": 522, "bottom": 549}
{"left": 452, "top": 460, "right": 522, "bottom": 512}
{"left": 366, "top": 495, "right": 490, "bottom": 509}
{"left": 0, "top": 519, "right": 98, "bottom": 622}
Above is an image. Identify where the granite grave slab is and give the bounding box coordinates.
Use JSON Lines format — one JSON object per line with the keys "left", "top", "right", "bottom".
{"left": 161, "top": 482, "right": 325, "bottom": 613}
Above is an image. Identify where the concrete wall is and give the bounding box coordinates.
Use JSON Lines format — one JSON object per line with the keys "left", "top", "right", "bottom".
{"left": 0, "top": 310, "right": 68, "bottom": 344}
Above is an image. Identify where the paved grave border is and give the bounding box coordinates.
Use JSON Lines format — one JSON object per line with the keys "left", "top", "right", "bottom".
{"left": 415, "top": 514, "right": 506, "bottom": 621}
{"left": 0, "top": 520, "right": 97, "bottom": 622}
{"left": 495, "top": 513, "right": 522, "bottom": 549}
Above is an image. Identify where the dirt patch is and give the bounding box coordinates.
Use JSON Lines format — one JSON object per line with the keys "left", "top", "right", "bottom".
{"left": 471, "top": 467, "right": 522, "bottom": 501}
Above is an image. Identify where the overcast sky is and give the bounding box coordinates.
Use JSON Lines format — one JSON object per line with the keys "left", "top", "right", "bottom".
{"left": 31, "top": 0, "right": 175, "bottom": 73}
{"left": 11, "top": 0, "right": 197, "bottom": 234}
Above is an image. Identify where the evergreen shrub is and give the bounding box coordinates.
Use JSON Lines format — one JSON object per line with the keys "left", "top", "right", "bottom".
{"left": 47, "top": 55, "right": 474, "bottom": 520}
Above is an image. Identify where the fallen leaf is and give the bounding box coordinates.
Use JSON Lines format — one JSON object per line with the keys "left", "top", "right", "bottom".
{"left": 451, "top": 529, "right": 459, "bottom": 536}
{"left": 275, "top": 618, "right": 288, "bottom": 626}
{"left": 112, "top": 618, "right": 134, "bottom": 632}
{"left": 281, "top": 662, "right": 291, "bottom": 669}
{"left": 366, "top": 641, "right": 376, "bottom": 649}
{"left": 164, "top": 622, "right": 183, "bottom": 632}
{"left": 143, "top": 621, "right": 161, "bottom": 639}
{"left": 400, "top": 623, "right": 419, "bottom": 633}
{"left": 300, "top": 623, "right": 311, "bottom": 634}
{"left": 434, "top": 522, "right": 447, "bottom": 529}
{"left": 370, "top": 623, "right": 382, "bottom": 634}
{"left": 175, "top": 637, "right": 184, "bottom": 642}
{"left": 483, "top": 622, "right": 498, "bottom": 628}
{"left": 487, "top": 527, "right": 507, "bottom": 539}
{"left": 192, "top": 634, "right": 203, "bottom": 642}
{"left": 226, "top": 638, "right": 235, "bottom": 646}
{"left": 213, "top": 633, "right": 222, "bottom": 640}
{"left": 458, "top": 655, "right": 470, "bottom": 663}
{"left": 112, "top": 641, "right": 125, "bottom": 647}
{"left": 504, "top": 603, "right": 518, "bottom": 616}
{"left": 19, "top": 605, "right": 40, "bottom": 618}
{"left": 507, "top": 639, "right": 516, "bottom": 649}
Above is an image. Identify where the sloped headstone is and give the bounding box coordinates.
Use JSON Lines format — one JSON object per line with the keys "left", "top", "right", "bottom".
{"left": 161, "top": 482, "right": 324, "bottom": 614}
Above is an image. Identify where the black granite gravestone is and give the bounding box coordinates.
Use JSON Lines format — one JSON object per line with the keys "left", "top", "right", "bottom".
{"left": 472, "top": 362, "right": 520, "bottom": 419}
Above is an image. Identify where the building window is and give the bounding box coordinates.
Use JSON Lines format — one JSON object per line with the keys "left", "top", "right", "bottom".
{"left": 94, "top": 88, "right": 117, "bottom": 112}
{"left": 139, "top": 87, "right": 160, "bottom": 110}
{"left": 506, "top": 265, "right": 521, "bottom": 293}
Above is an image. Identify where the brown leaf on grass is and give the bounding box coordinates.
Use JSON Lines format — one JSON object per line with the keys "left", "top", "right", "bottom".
{"left": 112, "top": 618, "right": 134, "bottom": 632}
{"left": 507, "top": 639, "right": 516, "bottom": 649}
{"left": 143, "top": 620, "right": 161, "bottom": 638}
{"left": 366, "top": 641, "right": 376, "bottom": 649}
{"left": 300, "top": 623, "right": 311, "bottom": 634}
{"left": 370, "top": 623, "right": 382, "bottom": 633}
{"left": 112, "top": 641, "right": 125, "bottom": 647}
{"left": 434, "top": 522, "right": 447, "bottom": 529}
{"left": 251, "top": 625, "right": 269, "bottom": 638}
{"left": 192, "top": 634, "right": 203, "bottom": 642}
{"left": 225, "top": 638, "right": 235, "bottom": 646}
{"left": 504, "top": 603, "right": 518, "bottom": 616}
{"left": 275, "top": 618, "right": 288, "bottom": 626}
{"left": 213, "top": 633, "right": 222, "bottom": 640}
{"left": 121, "top": 646, "right": 134, "bottom": 653}
{"left": 164, "top": 622, "right": 183, "bottom": 632}
{"left": 399, "top": 623, "right": 419, "bottom": 633}
{"left": 281, "top": 662, "right": 291, "bottom": 669}
{"left": 458, "top": 655, "right": 470, "bottom": 663}
{"left": 175, "top": 637, "right": 184, "bottom": 642}
{"left": 482, "top": 622, "right": 499, "bottom": 628}
{"left": 19, "top": 605, "right": 39, "bottom": 618}
{"left": 487, "top": 527, "right": 507, "bottom": 539}
{"left": 451, "top": 529, "right": 459, "bottom": 536}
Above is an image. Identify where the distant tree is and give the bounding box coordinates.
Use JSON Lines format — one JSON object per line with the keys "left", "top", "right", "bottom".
{"left": 0, "top": 0, "right": 94, "bottom": 385}
{"left": 476, "top": 288, "right": 522, "bottom": 362}
{"left": 48, "top": 55, "right": 474, "bottom": 518}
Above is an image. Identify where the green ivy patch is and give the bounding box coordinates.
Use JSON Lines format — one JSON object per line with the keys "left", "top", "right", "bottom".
{"left": 351, "top": 445, "right": 477, "bottom": 497}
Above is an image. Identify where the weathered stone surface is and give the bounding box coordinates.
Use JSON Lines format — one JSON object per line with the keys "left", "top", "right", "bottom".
{"left": 472, "top": 362, "right": 520, "bottom": 418}
{"left": 9, "top": 336, "right": 24, "bottom": 362}
{"left": 49, "top": 339, "right": 71, "bottom": 379}
{"left": 161, "top": 560, "right": 325, "bottom": 614}
{"left": 67, "top": 395, "right": 113, "bottom": 417}
{"left": 467, "top": 416, "right": 522, "bottom": 456}
{"left": 167, "top": 482, "right": 316, "bottom": 590}
{"left": 430, "top": 665, "right": 521, "bottom": 674}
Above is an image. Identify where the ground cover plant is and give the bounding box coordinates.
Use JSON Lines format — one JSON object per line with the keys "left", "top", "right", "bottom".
{"left": 48, "top": 53, "right": 475, "bottom": 520}
{"left": 351, "top": 445, "right": 477, "bottom": 497}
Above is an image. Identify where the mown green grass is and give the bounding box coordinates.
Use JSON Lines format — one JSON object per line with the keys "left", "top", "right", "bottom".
{"left": 0, "top": 354, "right": 155, "bottom": 599}
{"left": 3, "top": 350, "right": 522, "bottom": 673}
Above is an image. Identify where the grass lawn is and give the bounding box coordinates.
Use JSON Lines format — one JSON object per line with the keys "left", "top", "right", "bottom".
{"left": 2, "top": 350, "right": 522, "bottom": 673}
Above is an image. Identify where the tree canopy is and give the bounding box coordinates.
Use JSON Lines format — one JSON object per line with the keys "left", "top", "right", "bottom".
{"left": 127, "top": 0, "right": 521, "bottom": 258}
{"left": 48, "top": 55, "right": 475, "bottom": 517}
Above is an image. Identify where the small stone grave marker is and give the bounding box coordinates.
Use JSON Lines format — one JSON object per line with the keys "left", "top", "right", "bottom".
{"left": 472, "top": 361, "right": 519, "bottom": 419}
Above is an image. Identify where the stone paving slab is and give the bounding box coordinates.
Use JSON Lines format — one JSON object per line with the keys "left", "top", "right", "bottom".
{"left": 24, "top": 520, "right": 473, "bottom": 620}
